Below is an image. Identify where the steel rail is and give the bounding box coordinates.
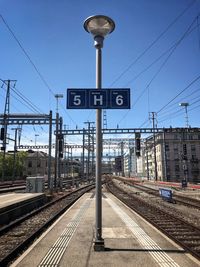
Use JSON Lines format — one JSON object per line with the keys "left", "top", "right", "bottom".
{"left": 106, "top": 179, "right": 200, "bottom": 261}
{"left": 0, "top": 184, "right": 94, "bottom": 266}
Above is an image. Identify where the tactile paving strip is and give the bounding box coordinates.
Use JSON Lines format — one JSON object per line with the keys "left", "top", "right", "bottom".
{"left": 106, "top": 197, "right": 181, "bottom": 267}
{"left": 38, "top": 197, "right": 92, "bottom": 267}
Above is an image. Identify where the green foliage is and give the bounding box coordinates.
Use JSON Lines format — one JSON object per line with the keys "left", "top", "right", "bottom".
{"left": 0, "top": 151, "right": 27, "bottom": 180}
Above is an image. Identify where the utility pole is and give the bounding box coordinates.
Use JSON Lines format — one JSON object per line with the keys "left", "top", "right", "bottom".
{"left": 58, "top": 116, "right": 63, "bottom": 188}
{"left": 63, "top": 124, "right": 68, "bottom": 179}
{"left": 145, "top": 140, "right": 150, "bottom": 180}
{"left": 11, "top": 127, "right": 21, "bottom": 181}
{"left": 91, "top": 126, "right": 95, "bottom": 180}
{"left": 84, "top": 121, "right": 94, "bottom": 182}
{"left": 103, "top": 110, "right": 107, "bottom": 129}
{"left": 35, "top": 134, "right": 39, "bottom": 176}
{"left": 54, "top": 94, "right": 63, "bottom": 189}
{"left": 48, "top": 110, "right": 53, "bottom": 192}
{"left": 150, "top": 112, "right": 158, "bottom": 181}
{"left": 120, "top": 141, "right": 124, "bottom": 177}
{"left": 82, "top": 128, "right": 86, "bottom": 181}
{"left": 1, "top": 80, "right": 16, "bottom": 181}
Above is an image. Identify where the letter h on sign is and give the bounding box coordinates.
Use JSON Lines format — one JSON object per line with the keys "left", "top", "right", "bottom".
{"left": 89, "top": 90, "right": 108, "bottom": 108}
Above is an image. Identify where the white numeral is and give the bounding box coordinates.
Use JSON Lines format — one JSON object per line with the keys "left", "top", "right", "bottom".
{"left": 116, "top": 95, "right": 123, "bottom": 105}
{"left": 73, "top": 95, "right": 81, "bottom": 105}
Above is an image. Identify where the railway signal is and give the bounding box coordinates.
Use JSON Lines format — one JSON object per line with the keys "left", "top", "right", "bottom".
{"left": 135, "top": 133, "right": 141, "bottom": 157}
{"left": 0, "top": 127, "right": 5, "bottom": 140}
{"left": 58, "top": 134, "right": 64, "bottom": 158}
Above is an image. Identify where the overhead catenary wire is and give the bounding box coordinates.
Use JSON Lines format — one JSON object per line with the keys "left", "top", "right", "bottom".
{"left": 124, "top": 23, "right": 199, "bottom": 87}
{"left": 0, "top": 79, "right": 44, "bottom": 114}
{"left": 0, "top": 15, "right": 55, "bottom": 99}
{"left": 116, "top": 15, "right": 199, "bottom": 126}
{"left": 157, "top": 94, "right": 200, "bottom": 124}
{"left": 157, "top": 87, "right": 200, "bottom": 116}
{"left": 109, "top": 0, "right": 197, "bottom": 88}
{"left": 157, "top": 74, "right": 200, "bottom": 114}
{"left": 0, "top": 14, "right": 79, "bottom": 128}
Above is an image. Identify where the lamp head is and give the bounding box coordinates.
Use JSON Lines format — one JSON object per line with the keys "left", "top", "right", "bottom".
{"left": 84, "top": 15, "right": 115, "bottom": 38}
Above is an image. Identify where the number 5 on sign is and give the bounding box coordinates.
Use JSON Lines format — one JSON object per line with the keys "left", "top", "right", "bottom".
{"left": 67, "top": 90, "right": 87, "bottom": 109}
{"left": 73, "top": 95, "right": 81, "bottom": 105}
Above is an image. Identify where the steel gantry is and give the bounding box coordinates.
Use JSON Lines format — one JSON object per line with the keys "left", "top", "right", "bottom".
{"left": 0, "top": 112, "right": 57, "bottom": 191}
{"left": 54, "top": 127, "right": 200, "bottom": 180}
{"left": 55, "top": 127, "right": 200, "bottom": 136}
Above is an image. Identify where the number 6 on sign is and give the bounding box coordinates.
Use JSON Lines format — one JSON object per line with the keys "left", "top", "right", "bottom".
{"left": 67, "top": 88, "right": 130, "bottom": 109}
{"left": 111, "top": 89, "right": 130, "bottom": 109}
{"left": 116, "top": 95, "right": 123, "bottom": 105}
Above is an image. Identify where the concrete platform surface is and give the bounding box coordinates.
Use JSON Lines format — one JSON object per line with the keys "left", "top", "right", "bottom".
{"left": 11, "top": 189, "right": 200, "bottom": 267}
{"left": 0, "top": 192, "right": 44, "bottom": 209}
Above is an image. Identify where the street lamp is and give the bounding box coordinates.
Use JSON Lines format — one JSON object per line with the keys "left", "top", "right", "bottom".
{"left": 84, "top": 15, "right": 115, "bottom": 251}
{"left": 179, "top": 102, "right": 189, "bottom": 128}
{"left": 55, "top": 94, "right": 64, "bottom": 113}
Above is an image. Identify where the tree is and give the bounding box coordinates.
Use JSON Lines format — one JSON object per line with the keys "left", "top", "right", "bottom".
{"left": 0, "top": 151, "right": 27, "bottom": 180}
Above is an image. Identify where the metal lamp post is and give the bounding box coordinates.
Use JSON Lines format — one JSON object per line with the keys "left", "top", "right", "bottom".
{"left": 84, "top": 15, "right": 115, "bottom": 250}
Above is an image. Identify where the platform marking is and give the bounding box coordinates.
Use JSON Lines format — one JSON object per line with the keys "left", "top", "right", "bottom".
{"left": 107, "top": 198, "right": 181, "bottom": 267}
{"left": 38, "top": 198, "right": 92, "bottom": 267}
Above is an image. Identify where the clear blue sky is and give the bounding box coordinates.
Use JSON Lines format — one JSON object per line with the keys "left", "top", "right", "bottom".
{"left": 1, "top": 0, "right": 200, "bottom": 145}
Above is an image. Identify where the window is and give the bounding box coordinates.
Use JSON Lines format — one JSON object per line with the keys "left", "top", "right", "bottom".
{"left": 165, "top": 144, "right": 169, "bottom": 151}
{"left": 28, "top": 161, "right": 32, "bottom": 168}
{"left": 189, "top": 135, "right": 193, "bottom": 140}
{"left": 175, "top": 165, "right": 180, "bottom": 172}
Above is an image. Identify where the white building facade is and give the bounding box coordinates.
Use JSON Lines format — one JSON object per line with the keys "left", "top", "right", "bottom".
{"left": 144, "top": 128, "right": 200, "bottom": 183}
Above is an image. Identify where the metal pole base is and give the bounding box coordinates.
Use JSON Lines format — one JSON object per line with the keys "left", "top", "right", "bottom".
{"left": 93, "top": 238, "right": 105, "bottom": 251}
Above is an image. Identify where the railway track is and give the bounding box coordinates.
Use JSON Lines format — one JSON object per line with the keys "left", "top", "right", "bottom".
{"left": 0, "top": 184, "right": 95, "bottom": 266}
{"left": 106, "top": 179, "right": 200, "bottom": 261}
{"left": 122, "top": 179, "right": 200, "bottom": 210}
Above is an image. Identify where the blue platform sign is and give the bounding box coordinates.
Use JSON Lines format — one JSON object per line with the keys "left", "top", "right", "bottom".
{"left": 67, "top": 89, "right": 87, "bottom": 109}
{"left": 110, "top": 89, "right": 130, "bottom": 109}
{"left": 159, "top": 188, "right": 173, "bottom": 202}
{"left": 67, "top": 88, "right": 130, "bottom": 109}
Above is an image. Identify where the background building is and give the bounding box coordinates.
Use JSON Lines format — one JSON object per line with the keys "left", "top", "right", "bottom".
{"left": 144, "top": 128, "right": 200, "bottom": 183}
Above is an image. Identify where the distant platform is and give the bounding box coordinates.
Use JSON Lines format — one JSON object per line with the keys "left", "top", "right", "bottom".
{"left": 0, "top": 192, "right": 45, "bottom": 210}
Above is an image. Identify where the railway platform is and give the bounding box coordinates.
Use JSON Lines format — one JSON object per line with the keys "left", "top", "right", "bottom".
{"left": 11, "top": 188, "right": 200, "bottom": 267}
{"left": 0, "top": 193, "right": 46, "bottom": 226}
{"left": 0, "top": 193, "right": 45, "bottom": 209}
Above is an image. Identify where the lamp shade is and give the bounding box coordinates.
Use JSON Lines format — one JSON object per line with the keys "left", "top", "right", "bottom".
{"left": 84, "top": 15, "right": 115, "bottom": 37}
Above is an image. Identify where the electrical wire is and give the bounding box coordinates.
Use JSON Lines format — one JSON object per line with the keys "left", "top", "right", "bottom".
{"left": 0, "top": 78, "right": 44, "bottom": 114}
{"left": 157, "top": 87, "right": 200, "bottom": 116}
{"left": 109, "top": 0, "right": 197, "bottom": 87}
{"left": 0, "top": 15, "right": 80, "bottom": 128}
{"left": 0, "top": 15, "right": 55, "bottom": 98}
{"left": 116, "top": 14, "right": 199, "bottom": 127}
{"left": 157, "top": 74, "right": 200, "bottom": 114}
